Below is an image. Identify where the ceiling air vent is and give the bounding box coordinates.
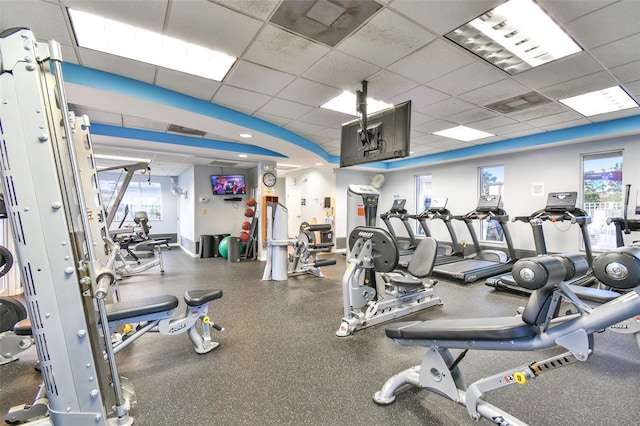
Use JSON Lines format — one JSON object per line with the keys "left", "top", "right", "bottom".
{"left": 167, "top": 124, "right": 207, "bottom": 137}
{"left": 484, "top": 92, "right": 551, "bottom": 114}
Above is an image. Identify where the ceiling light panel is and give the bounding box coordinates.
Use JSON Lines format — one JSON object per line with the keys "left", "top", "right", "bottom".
{"left": 559, "top": 86, "right": 639, "bottom": 117}
{"left": 433, "top": 125, "right": 495, "bottom": 142}
{"left": 446, "top": 0, "right": 582, "bottom": 75}
{"left": 320, "top": 91, "right": 392, "bottom": 116}
{"left": 68, "top": 9, "right": 237, "bottom": 81}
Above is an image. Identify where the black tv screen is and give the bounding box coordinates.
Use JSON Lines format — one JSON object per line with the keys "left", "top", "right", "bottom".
{"left": 340, "top": 100, "right": 411, "bottom": 168}
{"left": 211, "top": 175, "right": 246, "bottom": 195}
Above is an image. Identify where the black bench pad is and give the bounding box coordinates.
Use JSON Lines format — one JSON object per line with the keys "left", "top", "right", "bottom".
{"left": 106, "top": 295, "right": 179, "bottom": 321}
{"left": 13, "top": 319, "right": 32, "bottom": 336}
{"left": 184, "top": 289, "right": 223, "bottom": 306}
{"left": 569, "top": 284, "right": 619, "bottom": 303}
{"left": 386, "top": 316, "right": 538, "bottom": 341}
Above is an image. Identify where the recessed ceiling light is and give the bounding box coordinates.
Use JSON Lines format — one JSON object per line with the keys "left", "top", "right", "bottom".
{"left": 559, "top": 86, "right": 639, "bottom": 117}
{"left": 321, "top": 91, "right": 392, "bottom": 116}
{"left": 239, "top": 133, "right": 252, "bottom": 138}
{"left": 68, "top": 9, "right": 236, "bottom": 81}
{"left": 446, "top": 0, "right": 581, "bottom": 74}
{"left": 94, "top": 154, "right": 151, "bottom": 163}
{"left": 238, "top": 154, "right": 248, "bottom": 158}
{"left": 314, "top": 163, "right": 323, "bottom": 166}
{"left": 433, "top": 125, "right": 494, "bottom": 142}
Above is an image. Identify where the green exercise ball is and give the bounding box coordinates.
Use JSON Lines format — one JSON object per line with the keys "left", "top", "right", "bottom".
{"left": 218, "top": 236, "right": 230, "bottom": 259}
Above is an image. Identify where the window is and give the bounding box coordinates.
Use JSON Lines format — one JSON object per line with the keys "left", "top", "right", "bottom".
{"left": 100, "top": 180, "right": 163, "bottom": 223}
{"left": 415, "top": 174, "right": 432, "bottom": 236}
{"left": 582, "top": 151, "right": 623, "bottom": 251}
{"left": 479, "top": 165, "right": 504, "bottom": 242}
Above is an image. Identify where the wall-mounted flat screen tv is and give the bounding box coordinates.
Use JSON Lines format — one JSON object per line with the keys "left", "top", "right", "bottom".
{"left": 340, "top": 100, "right": 411, "bottom": 168}
{"left": 211, "top": 175, "right": 246, "bottom": 195}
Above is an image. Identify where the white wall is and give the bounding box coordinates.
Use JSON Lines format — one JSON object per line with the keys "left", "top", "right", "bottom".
{"left": 379, "top": 135, "right": 640, "bottom": 254}
{"left": 284, "top": 168, "right": 336, "bottom": 231}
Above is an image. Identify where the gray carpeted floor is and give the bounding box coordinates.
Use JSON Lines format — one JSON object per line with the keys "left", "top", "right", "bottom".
{"left": 1, "top": 249, "right": 639, "bottom": 425}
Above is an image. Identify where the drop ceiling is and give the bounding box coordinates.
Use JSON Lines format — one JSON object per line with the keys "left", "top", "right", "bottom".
{"left": 1, "top": 0, "right": 639, "bottom": 176}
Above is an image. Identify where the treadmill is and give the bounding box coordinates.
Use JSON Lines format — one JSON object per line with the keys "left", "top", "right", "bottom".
{"left": 380, "top": 199, "right": 418, "bottom": 263}
{"left": 486, "top": 191, "right": 596, "bottom": 294}
{"left": 410, "top": 198, "right": 465, "bottom": 266}
{"left": 432, "top": 195, "right": 516, "bottom": 283}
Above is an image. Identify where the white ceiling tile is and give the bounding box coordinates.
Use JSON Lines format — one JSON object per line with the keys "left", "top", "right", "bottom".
{"left": 337, "top": 9, "right": 435, "bottom": 68}
{"left": 78, "top": 48, "right": 157, "bottom": 84}
{"left": 1, "top": 1, "right": 73, "bottom": 45}
{"left": 252, "top": 111, "right": 293, "bottom": 127}
{"left": 458, "top": 79, "right": 531, "bottom": 106}
{"left": 313, "top": 126, "right": 341, "bottom": 140}
{"left": 429, "top": 61, "right": 506, "bottom": 96}
{"left": 278, "top": 79, "right": 342, "bottom": 107}
{"left": 306, "top": 134, "right": 334, "bottom": 145}
{"left": 213, "top": 0, "right": 281, "bottom": 20}
{"left": 244, "top": 25, "right": 330, "bottom": 75}
{"left": 513, "top": 53, "right": 603, "bottom": 90}
{"left": 539, "top": 71, "right": 619, "bottom": 100}
{"left": 539, "top": 0, "right": 617, "bottom": 23}
{"left": 155, "top": 68, "right": 221, "bottom": 101}
{"left": 365, "top": 70, "right": 419, "bottom": 101}
{"left": 448, "top": 108, "right": 500, "bottom": 125}
{"left": 75, "top": 108, "right": 123, "bottom": 126}
{"left": 526, "top": 111, "right": 585, "bottom": 128}
{"left": 427, "top": 139, "right": 474, "bottom": 149}
{"left": 625, "top": 80, "right": 640, "bottom": 97}
{"left": 387, "top": 85, "right": 450, "bottom": 109}
{"left": 302, "top": 51, "right": 380, "bottom": 89}
{"left": 213, "top": 85, "right": 271, "bottom": 113}
{"left": 467, "top": 116, "right": 517, "bottom": 131}
{"left": 414, "top": 118, "right": 457, "bottom": 134}
{"left": 589, "top": 107, "right": 640, "bottom": 122}
{"left": 122, "top": 115, "right": 168, "bottom": 131}
{"left": 284, "top": 121, "right": 325, "bottom": 136}
{"left": 591, "top": 33, "right": 640, "bottom": 69}
{"left": 61, "top": 44, "right": 79, "bottom": 64}
{"left": 418, "top": 98, "right": 475, "bottom": 119}
{"left": 411, "top": 111, "right": 435, "bottom": 126}
{"left": 411, "top": 132, "right": 446, "bottom": 145}
{"left": 388, "top": 40, "right": 475, "bottom": 83}
{"left": 225, "top": 61, "right": 296, "bottom": 96}
{"left": 388, "top": 0, "right": 503, "bottom": 35}
{"left": 565, "top": 1, "right": 640, "bottom": 48}
{"left": 611, "top": 61, "right": 640, "bottom": 84}
{"left": 540, "top": 118, "right": 591, "bottom": 131}
{"left": 166, "top": 1, "right": 262, "bottom": 57}
{"left": 297, "top": 108, "right": 352, "bottom": 127}
{"left": 64, "top": 0, "right": 168, "bottom": 32}
{"left": 486, "top": 122, "right": 536, "bottom": 136}
{"left": 258, "top": 98, "right": 315, "bottom": 120}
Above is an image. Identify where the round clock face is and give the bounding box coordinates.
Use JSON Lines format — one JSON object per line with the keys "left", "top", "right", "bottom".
{"left": 263, "top": 172, "right": 276, "bottom": 187}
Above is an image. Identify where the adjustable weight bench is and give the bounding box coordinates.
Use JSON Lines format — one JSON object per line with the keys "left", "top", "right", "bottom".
{"left": 374, "top": 247, "right": 640, "bottom": 425}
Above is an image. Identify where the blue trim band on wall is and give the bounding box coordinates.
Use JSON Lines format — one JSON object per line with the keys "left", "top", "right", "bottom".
{"left": 62, "top": 63, "right": 331, "bottom": 161}
{"left": 91, "top": 124, "right": 286, "bottom": 157}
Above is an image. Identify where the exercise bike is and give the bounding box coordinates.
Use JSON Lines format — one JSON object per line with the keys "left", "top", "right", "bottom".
{"left": 373, "top": 246, "right": 640, "bottom": 425}
{"left": 336, "top": 226, "right": 443, "bottom": 337}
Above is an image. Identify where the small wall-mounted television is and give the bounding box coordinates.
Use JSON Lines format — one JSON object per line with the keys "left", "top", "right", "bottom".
{"left": 211, "top": 174, "right": 246, "bottom": 195}
{"left": 340, "top": 100, "right": 411, "bottom": 168}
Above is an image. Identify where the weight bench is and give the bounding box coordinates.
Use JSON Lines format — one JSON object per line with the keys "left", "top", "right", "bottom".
{"left": 374, "top": 247, "right": 640, "bottom": 425}
{"left": 12, "top": 289, "right": 223, "bottom": 355}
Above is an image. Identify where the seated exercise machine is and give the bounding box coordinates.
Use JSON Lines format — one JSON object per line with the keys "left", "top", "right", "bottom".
{"left": 0, "top": 28, "right": 224, "bottom": 424}
{"left": 432, "top": 195, "right": 516, "bottom": 283}
{"left": 288, "top": 222, "right": 337, "bottom": 278}
{"left": 336, "top": 226, "right": 443, "bottom": 337}
{"left": 373, "top": 247, "right": 640, "bottom": 424}
{"left": 110, "top": 210, "right": 167, "bottom": 276}
{"left": 486, "top": 191, "right": 595, "bottom": 294}
{"left": 607, "top": 184, "right": 640, "bottom": 247}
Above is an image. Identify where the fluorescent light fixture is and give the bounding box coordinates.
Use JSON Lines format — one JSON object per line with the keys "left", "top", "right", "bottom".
{"left": 433, "top": 125, "right": 494, "bottom": 142}
{"left": 321, "top": 91, "right": 392, "bottom": 116}
{"left": 238, "top": 154, "right": 248, "bottom": 158}
{"left": 559, "top": 86, "right": 639, "bottom": 117}
{"left": 314, "top": 163, "right": 323, "bottom": 166}
{"left": 277, "top": 163, "right": 301, "bottom": 168}
{"left": 446, "top": 0, "right": 581, "bottom": 74}
{"left": 68, "top": 9, "right": 237, "bottom": 81}
{"left": 94, "top": 154, "right": 151, "bottom": 163}
{"left": 239, "top": 133, "right": 252, "bottom": 138}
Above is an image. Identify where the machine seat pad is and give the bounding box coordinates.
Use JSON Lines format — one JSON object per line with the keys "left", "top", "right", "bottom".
{"left": 389, "top": 275, "right": 425, "bottom": 288}
{"left": 312, "top": 243, "right": 334, "bottom": 250}
{"left": 184, "top": 289, "right": 223, "bottom": 306}
{"left": 146, "top": 239, "right": 168, "bottom": 247}
{"left": 386, "top": 316, "right": 538, "bottom": 341}
{"left": 13, "top": 318, "right": 32, "bottom": 336}
{"left": 107, "top": 295, "right": 179, "bottom": 322}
